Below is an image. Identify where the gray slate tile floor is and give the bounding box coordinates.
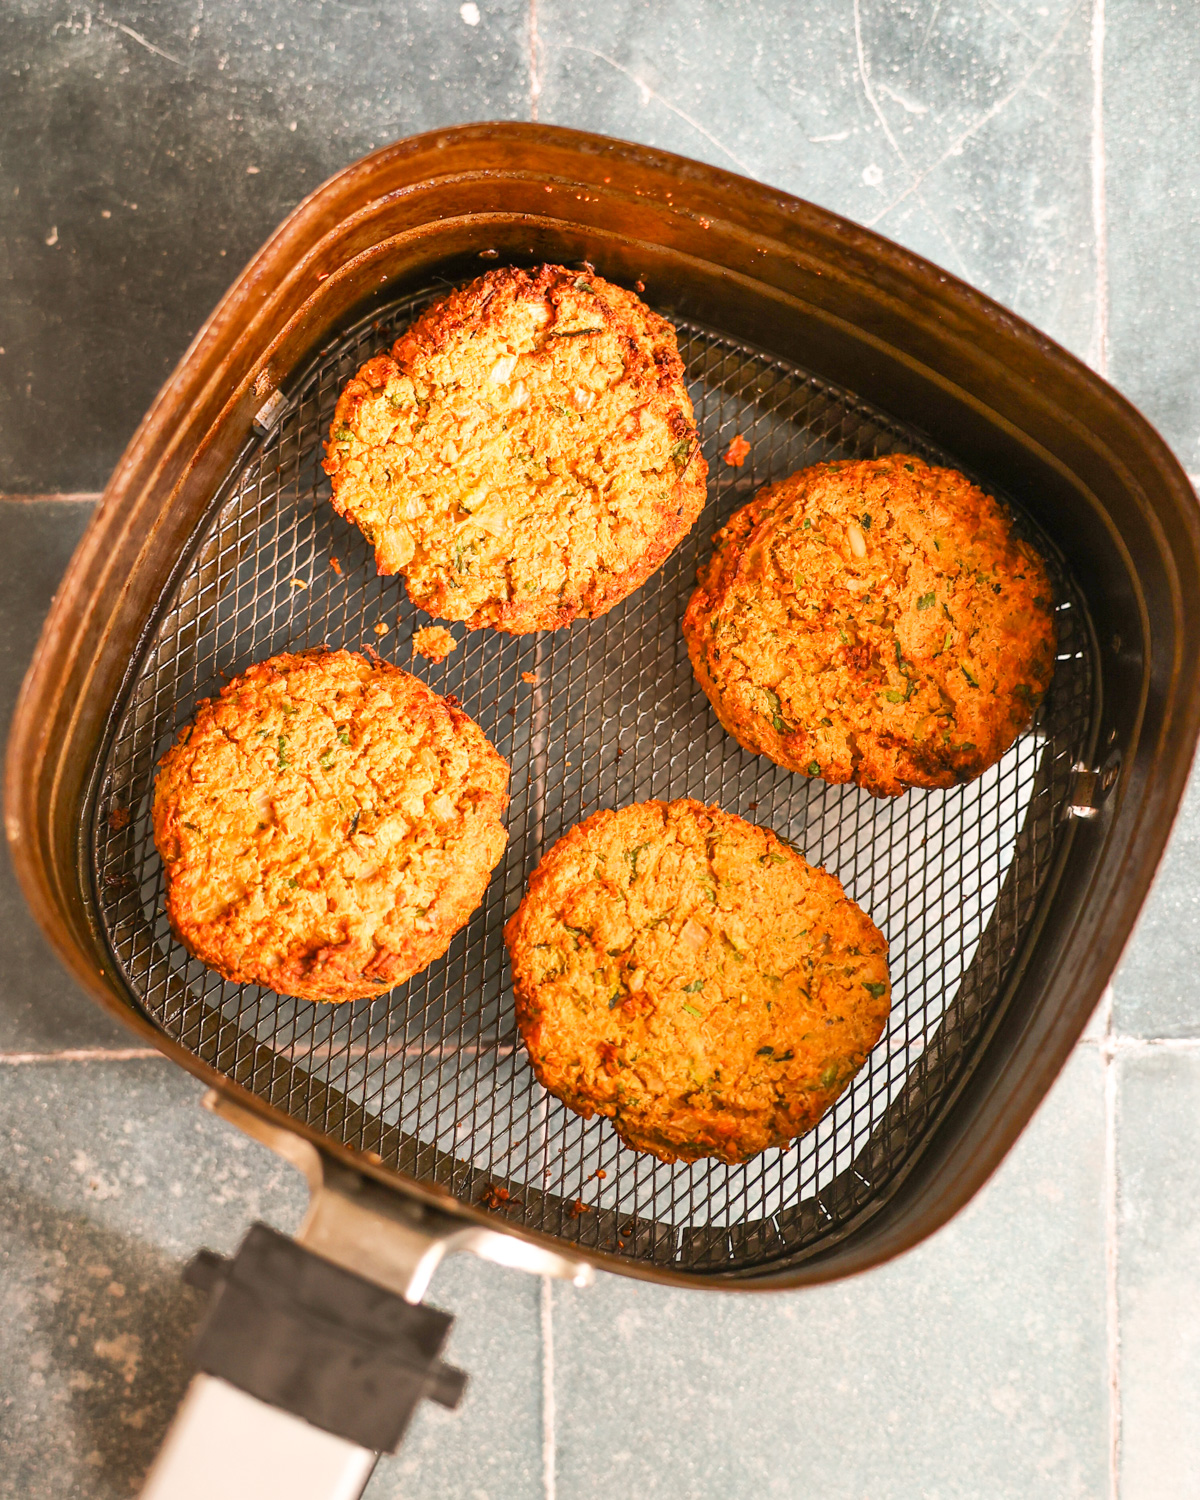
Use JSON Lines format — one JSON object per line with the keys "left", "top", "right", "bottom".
{"left": 0, "top": 500, "right": 127, "bottom": 1054}
{"left": 2, "top": 2, "right": 1199, "bottom": 1496}
{"left": 1105, "top": 0, "right": 1200, "bottom": 476}
{"left": 1116, "top": 1047, "right": 1200, "bottom": 1500}
{"left": 550, "top": 1047, "right": 1110, "bottom": 1500}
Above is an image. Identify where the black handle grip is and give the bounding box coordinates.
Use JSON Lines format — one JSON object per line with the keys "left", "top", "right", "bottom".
{"left": 184, "top": 1223, "right": 468, "bottom": 1452}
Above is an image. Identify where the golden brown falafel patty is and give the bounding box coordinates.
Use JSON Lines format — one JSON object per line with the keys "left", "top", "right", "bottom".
{"left": 505, "top": 800, "right": 890, "bottom": 1164}
{"left": 682, "top": 455, "right": 1056, "bottom": 798}
{"left": 323, "top": 264, "right": 708, "bottom": 634}
{"left": 153, "top": 649, "right": 509, "bottom": 1003}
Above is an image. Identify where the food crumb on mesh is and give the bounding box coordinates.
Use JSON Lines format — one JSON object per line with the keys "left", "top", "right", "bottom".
{"left": 569, "top": 1198, "right": 591, "bottom": 1218}
{"left": 329, "top": 556, "right": 342, "bottom": 576}
{"left": 480, "top": 1182, "right": 517, "bottom": 1210}
{"left": 107, "top": 806, "right": 131, "bottom": 832}
{"left": 723, "top": 433, "right": 751, "bottom": 467}
{"left": 373, "top": 621, "right": 390, "bottom": 636}
{"left": 412, "top": 625, "right": 457, "bottom": 664}
{"left": 521, "top": 670, "right": 539, "bottom": 685}
{"left": 291, "top": 577, "right": 308, "bottom": 590}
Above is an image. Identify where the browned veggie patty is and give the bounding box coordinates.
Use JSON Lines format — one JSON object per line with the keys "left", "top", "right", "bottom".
{"left": 505, "top": 800, "right": 890, "bottom": 1164}
{"left": 323, "top": 263, "right": 707, "bottom": 634}
{"left": 153, "top": 649, "right": 509, "bottom": 1004}
{"left": 682, "top": 455, "right": 1056, "bottom": 798}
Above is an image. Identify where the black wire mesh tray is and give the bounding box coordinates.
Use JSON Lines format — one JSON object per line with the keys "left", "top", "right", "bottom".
{"left": 90, "top": 284, "right": 1095, "bottom": 1277}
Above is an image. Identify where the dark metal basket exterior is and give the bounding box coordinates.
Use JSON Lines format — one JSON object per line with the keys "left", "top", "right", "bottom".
{"left": 9, "top": 124, "right": 1200, "bottom": 1288}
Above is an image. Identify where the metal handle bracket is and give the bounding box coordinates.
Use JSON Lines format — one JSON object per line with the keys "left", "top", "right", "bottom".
{"left": 202, "top": 1088, "right": 594, "bottom": 1302}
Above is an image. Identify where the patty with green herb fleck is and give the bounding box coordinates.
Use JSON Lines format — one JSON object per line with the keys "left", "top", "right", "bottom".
{"left": 682, "top": 455, "right": 1056, "bottom": 798}
{"left": 153, "top": 649, "right": 509, "bottom": 1003}
{"left": 504, "top": 799, "right": 890, "bottom": 1164}
{"left": 323, "top": 264, "right": 707, "bottom": 634}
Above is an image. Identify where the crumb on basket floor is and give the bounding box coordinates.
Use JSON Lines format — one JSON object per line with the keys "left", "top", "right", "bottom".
{"left": 413, "top": 625, "right": 457, "bottom": 663}
{"left": 723, "top": 433, "right": 751, "bottom": 467}
{"left": 480, "top": 1182, "right": 517, "bottom": 1210}
{"left": 521, "top": 670, "right": 539, "bottom": 685}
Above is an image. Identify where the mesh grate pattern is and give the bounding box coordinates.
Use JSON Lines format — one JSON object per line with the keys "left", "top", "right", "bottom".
{"left": 90, "top": 286, "right": 1094, "bottom": 1276}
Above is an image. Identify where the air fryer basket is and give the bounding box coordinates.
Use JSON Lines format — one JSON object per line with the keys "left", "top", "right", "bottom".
{"left": 9, "top": 124, "right": 1200, "bottom": 1291}
{"left": 91, "top": 287, "right": 1093, "bottom": 1277}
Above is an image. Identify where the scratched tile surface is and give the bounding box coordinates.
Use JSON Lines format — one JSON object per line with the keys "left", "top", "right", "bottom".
{"left": 0, "top": 0, "right": 529, "bottom": 492}
{"left": 537, "top": 0, "right": 1099, "bottom": 363}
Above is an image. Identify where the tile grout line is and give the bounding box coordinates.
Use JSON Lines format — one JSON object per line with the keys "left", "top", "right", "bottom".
{"left": 528, "top": 0, "right": 542, "bottom": 122}
{"left": 0, "top": 492, "right": 101, "bottom": 504}
{"left": 0, "top": 1047, "right": 162, "bottom": 1063}
{"left": 1102, "top": 983, "right": 1121, "bottom": 1500}
{"left": 1090, "top": 0, "right": 1109, "bottom": 377}
{"left": 540, "top": 1276, "right": 557, "bottom": 1500}
{"left": 1078, "top": 1034, "right": 1200, "bottom": 1051}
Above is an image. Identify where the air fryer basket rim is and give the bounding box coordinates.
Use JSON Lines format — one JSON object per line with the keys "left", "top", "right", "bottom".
{"left": 7, "top": 121, "right": 1200, "bottom": 1291}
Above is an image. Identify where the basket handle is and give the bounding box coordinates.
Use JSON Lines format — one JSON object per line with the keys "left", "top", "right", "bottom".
{"left": 137, "top": 1091, "right": 592, "bottom": 1499}
{"left": 140, "top": 1374, "right": 378, "bottom": 1500}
